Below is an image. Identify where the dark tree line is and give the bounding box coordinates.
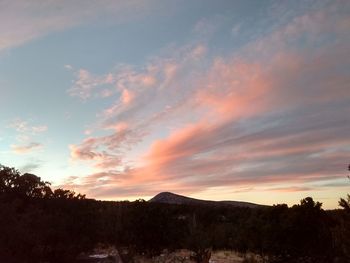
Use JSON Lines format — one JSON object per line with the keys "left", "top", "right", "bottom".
{"left": 0, "top": 164, "right": 349, "bottom": 263}
{"left": 0, "top": 165, "right": 85, "bottom": 200}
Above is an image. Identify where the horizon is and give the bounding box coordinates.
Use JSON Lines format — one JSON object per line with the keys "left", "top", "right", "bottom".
{"left": 1, "top": 0, "right": 349, "bottom": 209}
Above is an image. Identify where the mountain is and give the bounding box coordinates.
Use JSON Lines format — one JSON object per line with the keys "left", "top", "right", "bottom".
{"left": 148, "top": 192, "right": 265, "bottom": 208}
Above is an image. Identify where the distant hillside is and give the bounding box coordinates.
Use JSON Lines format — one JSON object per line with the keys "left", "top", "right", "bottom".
{"left": 148, "top": 192, "right": 265, "bottom": 208}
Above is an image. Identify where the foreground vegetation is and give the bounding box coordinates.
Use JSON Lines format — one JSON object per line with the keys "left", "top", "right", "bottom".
{"left": 0, "top": 164, "right": 349, "bottom": 263}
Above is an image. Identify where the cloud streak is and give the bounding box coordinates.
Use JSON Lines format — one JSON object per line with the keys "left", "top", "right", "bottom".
{"left": 0, "top": 0, "right": 159, "bottom": 51}
{"left": 8, "top": 119, "right": 47, "bottom": 134}
{"left": 11, "top": 142, "right": 42, "bottom": 154}
{"left": 7, "top": 118, "right": 47, "bottom": 155}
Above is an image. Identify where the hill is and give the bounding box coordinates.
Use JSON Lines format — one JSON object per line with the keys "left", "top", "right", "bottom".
{"left": 148, "top": 192, "right": 265, "bottom": 208}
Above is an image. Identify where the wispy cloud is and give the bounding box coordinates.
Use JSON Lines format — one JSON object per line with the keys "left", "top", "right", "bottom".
{"left": 0, "top": 0, "right": 159, "bottom": 51}
{"left": 20, "top": 160, "right": 42, "bottom": 173}
{"left": 7, "top": 118, "right": 47, "bottom": 155}
{"left": 8, "top": 118, "right": 47, "bottom": 134}
{"left": 11, "top": 142, "right": 42, "bottom": 154}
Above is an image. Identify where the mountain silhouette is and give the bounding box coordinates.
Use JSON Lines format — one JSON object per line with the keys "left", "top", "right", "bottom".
{"left": 149, "top": 192, "right": 265, "bottom": 208}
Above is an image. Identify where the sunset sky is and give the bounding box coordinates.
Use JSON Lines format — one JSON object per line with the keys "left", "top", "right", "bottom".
{"left": 0, "top": 0, "right": 349, "bottom": 208}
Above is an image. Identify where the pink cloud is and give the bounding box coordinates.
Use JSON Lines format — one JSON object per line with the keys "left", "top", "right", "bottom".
{"left": 268, "top": 186, "right": 314, "bottom": 193}
{"left": 68, "top": 69, "right": 114, "bottom": 99}
{"left": 11, "top": 142, "right": 42, "bottom": 154}
{"left": 121, "top": 89, "right": 134, "bottom": 105}
{"left": 66, "top": 1, "right": 350, "bottom": 201}
{"left": 68, "top": 63, "right": 160, "bottom": 106}
{"left": 8, "top": 119, "right": 48, "bottom": 134}
{"left": 141, "top": 75, "right": 157, "bottom": 86}
{"left": 7, "top": 119, "right": 47, "bottom": 155}
{"left": 0, "top": 0, "right": 160, "bottom": 51}
{"left": 196, "top": 59, "right": 272, "bottom": 121}
{"left": 70, "top": 138, "right": 101, "bottom": 161}
{"left": 70, "top": 139, "right": 123, "bottom": 170}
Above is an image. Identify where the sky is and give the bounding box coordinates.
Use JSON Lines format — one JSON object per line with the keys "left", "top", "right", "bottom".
{"left": 0, "top": 0, "right": 349, "bottom": 209}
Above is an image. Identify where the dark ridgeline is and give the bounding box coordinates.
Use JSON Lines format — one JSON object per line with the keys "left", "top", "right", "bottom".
{"left": 149, "top": 191, "right": 265, "bottom": 208}
{"left": 0, "top": 164, "right": 349, "bottom": 263}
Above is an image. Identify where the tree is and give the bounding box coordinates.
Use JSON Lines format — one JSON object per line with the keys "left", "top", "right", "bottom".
{"left": 15, "top": 173, "right": 52, "bottom": 198}
{"left": 52, "top": 188, "right": 85, "bottom": 199}
{"left": 331, "top": 163, "right": 350, "bottom": 262}
{"left": 0, "top": 164, "right": 85, "bottom": 200}
{"left": 339, "top": 195, "right": 350, "bottom": 211}
{"left": 300, "top": 196, "right": 322, "bottom": 210}
{"left": 0, "top": 165, "right": 20, "bottom": 194}
{"left": 339, "top": 164, "right": 350, "bottom": 211}
{"left": 187, "top": 213, "right": 212, "bottom": 263}
{"left": 0, "top": 165, "right": 51, "bottom": 198}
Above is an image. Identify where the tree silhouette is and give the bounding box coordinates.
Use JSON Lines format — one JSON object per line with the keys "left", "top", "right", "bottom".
{"left": 339, "top": 163, "right": 350, "bottom": 211}
{"left": 332, "top": 163, "right": 350, "bottom": 261}
{"left": 0, "top": 165, "right": 20, "bottom": 193}
{"left": 339, "top": 195, "right": 350, "bottom": 211}
{"left": 300, "top": 196, "right": 322, "bottom": 210}
{"left": 0, "top": 164, "right": 85, "bottom": 200}
{"left": 0, "top": 163, "right": 348, "bottom": 262}
{"left": 52, "top": 188, "right": 85, "bottom": 199}
{"left": 15, "top": 173, "right": 52, "bottom": 198}
{"left": 0, "top": 165, "right": 52, "bottom": 198}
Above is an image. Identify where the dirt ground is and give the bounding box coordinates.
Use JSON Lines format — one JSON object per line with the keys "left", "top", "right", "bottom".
{"left": 210, "top": 250, "right": 245, "bottom": 263}
{"left": 134, "top": 250, "right": 246, "bottom": 263}
{"left": 79, "top": 248, "right": 257, "bottom": 263}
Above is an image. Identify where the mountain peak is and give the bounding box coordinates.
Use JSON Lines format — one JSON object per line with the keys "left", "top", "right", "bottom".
{"left": 149, "top": 192, "right": 264, "bottom": 208}
{"left": 149, "top": 192, "right": 190, "bottom": 204}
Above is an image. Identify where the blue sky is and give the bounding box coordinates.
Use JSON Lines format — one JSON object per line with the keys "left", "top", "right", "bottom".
{"left": 0, "top": 0, "right": 349, "bottom": 208}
